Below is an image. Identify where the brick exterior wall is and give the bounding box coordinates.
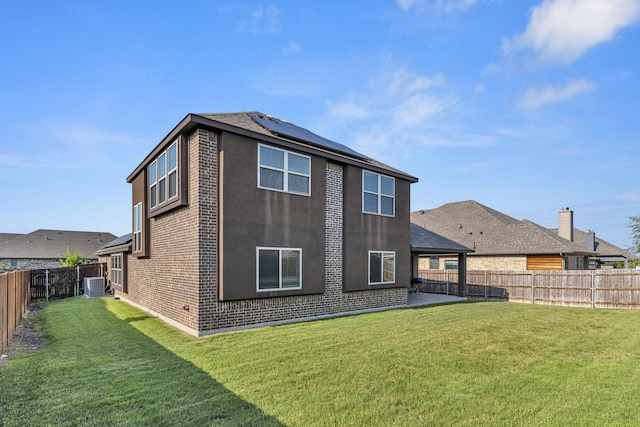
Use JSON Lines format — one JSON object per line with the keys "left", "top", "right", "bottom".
{"left": 120, "top": 129, "right": 211, "bottom": 332}
{"left": 419, "top": 255, "right": 527, "bottom": 271}
{"left": 120, "top": 130, "right": 407, "bottom": 336}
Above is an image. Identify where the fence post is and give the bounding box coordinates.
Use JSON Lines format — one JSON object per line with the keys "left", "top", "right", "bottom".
{"left": 591, "top": 270, "right": 595, "bottom": 309}
{"left": 76, "top": 265, "right": 81, "bottom": 296}
{"left": 446, "top": 270, "right": 449, "bottom": 295}
{"left": 484, "top": 271, "right": 488, "bottom": 301}
{"left": 45, "top": 269, "right": 49, "bottom": 302}
{"left": 531, "top": 271, "right": 535, "bottom": 305}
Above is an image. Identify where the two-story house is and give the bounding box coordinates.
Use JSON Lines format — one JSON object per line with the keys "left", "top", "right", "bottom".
{"left": 106, "top": 112, "right": 418, "bottom": 336}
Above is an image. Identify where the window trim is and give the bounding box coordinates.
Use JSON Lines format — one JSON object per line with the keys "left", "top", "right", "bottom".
{"left": 133, "top": 203, "right": 142, "bottom": 253}
{"left": 256, "top": 246, "right": 303, "bottom": 292}
{"left": 362, "top": 170, "right": 395, "bottom": 217}
{"left": 368, "top": 250, "right": 396, "bottom": 285}
{"left": 149, "top": 140, "right": 179, "bottom": 209}
{"left": 111, "top": 253, "right": 123, "bottom": 286}
{"left": 258, "top": 144, "right": 311, "bottom": 196}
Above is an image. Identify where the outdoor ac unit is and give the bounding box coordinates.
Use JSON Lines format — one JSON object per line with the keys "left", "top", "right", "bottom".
{"left": 84, "top": 277, "right": 105, "bottom": 298}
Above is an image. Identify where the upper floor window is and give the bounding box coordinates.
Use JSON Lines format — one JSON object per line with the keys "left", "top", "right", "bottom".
{"left": 133, "top": 203, "right": 142, "bottom": 252}
{"left": 363, "top": 171, "right": 395, "bottom": 216}
{"left": 258, "top": 144, "right": 310, "bottom": 196}
{"left": 369, "top": 251, "right": 395, "bottom": 285}
{"left": 149, "top": 141, "right": 178, "bottom": 208}
{"left": 257, "top": 247, "right": 302, "bottom": 291}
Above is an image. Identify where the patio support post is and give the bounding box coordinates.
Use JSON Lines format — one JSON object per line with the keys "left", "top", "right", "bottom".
{"left": 457, "top": 253, "right": 467, "bottom": 297}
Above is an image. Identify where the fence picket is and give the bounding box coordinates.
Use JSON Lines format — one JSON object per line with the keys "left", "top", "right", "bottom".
{"left": 1, "top": 263, "right": 106, "bottom": 356}
{"left": 418, "top": 269, "right": 640, "bottom": 309}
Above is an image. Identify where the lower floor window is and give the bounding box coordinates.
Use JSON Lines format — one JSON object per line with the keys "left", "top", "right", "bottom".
{"left": 429, "top": 256, "right": 440, "bottom": 269}
{"left": 111, "top": 254, "right": 123, "bottom": 286}
{"left": 369, "top": 251, "right": 395, "bottom": 285}
{"left": 257, "top": 247, "right": 302, "bottom": 291}
{"left": 444, "top": 260, "right": 458, "bottom": 270}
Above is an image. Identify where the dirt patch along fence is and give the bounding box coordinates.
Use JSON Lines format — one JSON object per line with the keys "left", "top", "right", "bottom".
{"left": 1, "top": 270, "right": 30, "bottom": 355}
{"left": 418, "top": 269, "right": 640, "bottom": 309}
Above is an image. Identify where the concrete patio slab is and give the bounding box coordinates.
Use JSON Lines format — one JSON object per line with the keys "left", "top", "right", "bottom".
{"left": 407, "top": 292, "right": 467, "bottom": 307}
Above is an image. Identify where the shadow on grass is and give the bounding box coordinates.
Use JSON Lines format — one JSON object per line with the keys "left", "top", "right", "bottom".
{"left": 0, "top": 297, "right": 285, "bottom": 427}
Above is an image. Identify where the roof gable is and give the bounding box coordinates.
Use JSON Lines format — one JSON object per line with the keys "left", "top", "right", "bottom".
{"left": 128, "top": 112, "right": 418, "bottom": 183}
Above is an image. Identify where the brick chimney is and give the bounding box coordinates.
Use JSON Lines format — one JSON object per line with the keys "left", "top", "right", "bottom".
{"left": 586, "top": 229, "right": 596, "bottom": 251}
{"left": 558, "top": 207, "right": 574, "bottom": 242}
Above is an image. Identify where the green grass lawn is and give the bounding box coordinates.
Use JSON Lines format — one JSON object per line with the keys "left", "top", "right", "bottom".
{"left": 2, "top": 297, "right": 640, "bottom": 426}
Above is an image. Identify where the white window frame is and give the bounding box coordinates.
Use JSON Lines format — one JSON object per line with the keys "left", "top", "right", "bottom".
{"left": 111, "top": 253, "right": 123, "bottom": 286}
{"left": 368, "top": 250, "right": 396, "bottom": 285}
{"left": 256, "top": 247, "right": 303, "bottom": 291}
{"left": 133, "top": 203, "right": 142, "bottom": 253}
{"left": 149, "top": 140, "right": 179, "bottom": 209}
{"left": 362, "top": 170, "right": 395, "bottom": 217}
{"left": 258, "top": 144, "right": 311, "bottom": 196}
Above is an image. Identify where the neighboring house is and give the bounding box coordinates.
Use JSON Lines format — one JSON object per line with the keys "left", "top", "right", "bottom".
{"left": 409, "top": 201, "right": 630, "bottom": 271}
{"left": 99, "top": 112, "right": 418, "bottom": 336}
{"left": 549, "top": 210, "right": 637, "bottom": 268}
{"left": 0, "top": 229, "right": 116, "bottom": 270}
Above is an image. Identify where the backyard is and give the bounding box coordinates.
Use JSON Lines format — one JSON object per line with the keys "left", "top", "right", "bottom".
{"left": 1, "top": 297, "right": 639, "bottom": 426}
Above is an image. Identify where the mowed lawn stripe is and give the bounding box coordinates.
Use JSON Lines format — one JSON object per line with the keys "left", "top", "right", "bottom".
{"left": 2, "top": 297, "right": 640, "bottom": 426}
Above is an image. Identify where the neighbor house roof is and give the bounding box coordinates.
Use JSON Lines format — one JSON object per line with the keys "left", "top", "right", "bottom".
{"left": 411, "top": 200, "right": 595, "bottom": 256}
{"left": 0, "top": 229, "right": 117, "bottom": 260}
{"left": 128, "top": 112, "right": 418, "bottom": 183}
{"left": 0, "top": 233, "right": 22, "bottom": 245}
{"left": 549, "top": 227, "right": 637, "bottom": 261}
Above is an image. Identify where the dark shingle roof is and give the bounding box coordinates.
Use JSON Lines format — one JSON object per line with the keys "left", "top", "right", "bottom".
{"left": 0, "top": 233, "right": 22, "bottom": 244}
{"left": 196, "top": 112, "right": 417, "bottom": 179}
{"left": 411, "top": 200, "right": 595, "bottom": 256}
{"left": 0, "top": 229, "right": 117, "bottom": 260}
{"left": 128, "top": 112, "right": 417, "bottom": 183}
{"left": 549, "top": 227, "right": 637, "bottom": 260}
{"left": 410, "top": 223, "right": 474, "bottom": 254}
{"left": 94, "top": 233, "right": 132, "bottom": 256}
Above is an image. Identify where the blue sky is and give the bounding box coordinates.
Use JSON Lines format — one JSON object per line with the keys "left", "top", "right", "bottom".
{"left": 1, "top": 0, "right": 639, "bottom": 250}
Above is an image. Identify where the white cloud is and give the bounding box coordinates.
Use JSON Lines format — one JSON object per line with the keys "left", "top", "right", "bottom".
{"left": 236, "top": 6, "right": 281, "bottom": 35}
{"left": 616, "top": 189, "right": 640, "bottom": 201}
{"left": 327, "top": 70, "right": 452, "bottom": 129}
{"left": 282, "top": 40, "right": 300, "bottom": 56}
{"left": 322, "top": 69, "right": 464, "bottom": 162}
{"left": 396, "top": 0, "right": 479, "bottom": 13}
{"left": 392, "top": 93, "right": 449, "bottom": 127}
{"left": 518, "top": 79, "right": 597, "bottom": 109}
{"left": 504, "top": 0, "right": 640, "bottom": 64}
{"left": 388, "top": 71, "right": 444, "bottom": 95}
{"left": 328, "top": 102, "right": 372, "bottom": 120}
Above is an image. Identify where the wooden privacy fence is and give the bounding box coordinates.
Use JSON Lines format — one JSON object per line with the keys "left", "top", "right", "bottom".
{"left": 1, "top": 270, "right": 30, "bottom": 356}
{"left": 418, "top": 269, "right": 640, "bottom": 309}
{"left": 30, "top": 263, "right": 106, "bottom": 302}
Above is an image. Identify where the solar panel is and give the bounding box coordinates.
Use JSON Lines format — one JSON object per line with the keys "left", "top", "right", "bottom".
{"left": 249, "top": 113, "right": 368, "bottom": 160}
